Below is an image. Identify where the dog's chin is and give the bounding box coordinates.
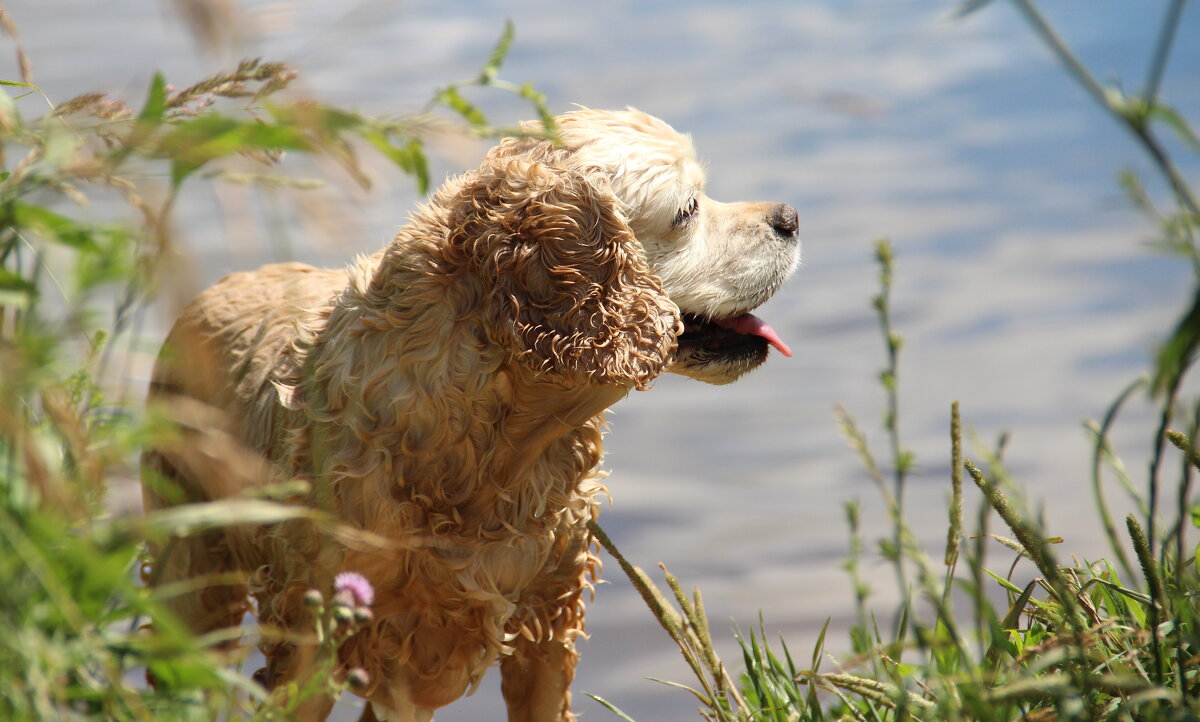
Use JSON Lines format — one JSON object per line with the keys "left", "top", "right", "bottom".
{"left": 669, "top": 341, "right": 769, "bottom": 385}
{"left": 666, "top": 313, "right": 775, "bottom": 385}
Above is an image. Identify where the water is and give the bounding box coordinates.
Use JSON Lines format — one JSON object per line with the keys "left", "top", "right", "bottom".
{"left": 5, "top": 0, "right": 1199, "bottom": 719}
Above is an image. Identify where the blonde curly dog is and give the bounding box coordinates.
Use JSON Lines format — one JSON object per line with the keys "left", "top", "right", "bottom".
{"left": 142, "top": 108, "right": 800, "bottom": 722}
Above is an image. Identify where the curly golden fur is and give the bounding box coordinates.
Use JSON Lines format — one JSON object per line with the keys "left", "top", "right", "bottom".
{"left": 142, "top": 108, "right": 799, "bottom": 722}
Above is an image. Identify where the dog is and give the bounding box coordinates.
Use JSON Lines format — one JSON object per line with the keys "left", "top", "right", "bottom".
{"left": 142, "top": 108, "right": 799, "bottom": 722}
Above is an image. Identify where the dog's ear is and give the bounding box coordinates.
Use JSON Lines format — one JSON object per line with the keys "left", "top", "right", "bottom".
{"left": 450, "top": 158, "right": 680, "bottom": 389}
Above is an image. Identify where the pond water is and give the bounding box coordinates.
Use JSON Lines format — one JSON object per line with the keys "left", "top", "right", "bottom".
{"left": 5, "top": 0, "right": 1200, "bottom": 719}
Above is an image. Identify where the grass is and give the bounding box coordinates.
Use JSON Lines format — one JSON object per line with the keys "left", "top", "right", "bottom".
{"left": 589, "top": 2, "right": 1200, "bottom": 720}
{"left": 596, "top": 238, "right": 1200, "bottom": 720}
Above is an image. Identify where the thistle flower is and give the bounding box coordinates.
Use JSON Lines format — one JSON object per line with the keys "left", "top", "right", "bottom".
{"left": 333, "top": 571, "right": 374, "bottom": 608}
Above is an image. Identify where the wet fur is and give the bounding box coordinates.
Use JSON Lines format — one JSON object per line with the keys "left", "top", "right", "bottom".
{"left": 142, "top": 109, "right": 797, "bottom": 721}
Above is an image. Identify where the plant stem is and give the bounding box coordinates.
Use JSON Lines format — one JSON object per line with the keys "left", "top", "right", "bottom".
{"left": 1089, "top": 376, "right": 1145, "bottom": 582}
{"left": 1172, "top": 410, "right": 1198, "bottom": 696}
{"left": 1144, "top": 0, "right": 1188, "bottom": 106}
{"left": 1147, "top": 376, "right": 1183, "bottom": 561}
{"left": 1010, "top": 0, "right": 1200, "bottom": 217}
{"left": 873, "top": 240, "right": 912, "bottom": 631}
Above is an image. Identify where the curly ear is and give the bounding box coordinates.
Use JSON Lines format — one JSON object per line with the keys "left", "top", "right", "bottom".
{"left": 450, "top": 158, "right": 680, "bottom": 390}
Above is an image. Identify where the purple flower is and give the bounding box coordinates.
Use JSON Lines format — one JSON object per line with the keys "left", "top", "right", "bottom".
{"left": 334, "top": 571, "right": 374, "bottom": 607}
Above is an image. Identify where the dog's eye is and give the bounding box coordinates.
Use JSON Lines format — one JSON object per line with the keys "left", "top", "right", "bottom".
{"left": 673, "top": 196, "right": 700, "bottom": 227}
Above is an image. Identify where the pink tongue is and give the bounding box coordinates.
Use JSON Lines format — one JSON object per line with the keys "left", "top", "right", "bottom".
{"left": 713, "top": 313, "right": 792, "bottom": 357}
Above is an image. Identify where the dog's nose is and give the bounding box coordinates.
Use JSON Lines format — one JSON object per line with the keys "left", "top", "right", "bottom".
{"left": 769, "top": 204, "right": 799, "bottom": 240}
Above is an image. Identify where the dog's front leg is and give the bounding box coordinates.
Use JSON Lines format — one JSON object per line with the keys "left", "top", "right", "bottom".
{"left": 500, "top": 636, "right": 578, "bottom": 722}
{"left": 354, "top": 689, "right": 434, "bottom": 722}
{"left": 258, "top": 638, "right": 338, "bottom": 722}
{"left": 498, "top": 513, "right": 595, "bottom": 721}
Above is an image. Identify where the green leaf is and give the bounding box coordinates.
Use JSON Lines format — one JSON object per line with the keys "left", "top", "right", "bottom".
{"left": 437, "top": 86, "right": 487, "bottom": 127}
{"left": 982, "top": 567, "right": 1027, "bottom": 595}
{"left": 0, "top": 266, "right": 36, "bottom": 309}
{"left": 73, "top": 228, "right": 135, "bottom": 291}
{"left": 358, "top": 130, "right": 430, "bottom": 194}
{"left": 138, "top": 72, "right": 168, "bottom": 125}
{"left": 170, "top": 158, "right": 200, "bottom": 189}
{"left": 406, "top": 137, "right": 430, "bottom": 195}
{"left": 999, "top": 580, "right": 1038, "bottom": 629}
{"left": 0, "top": 266, "right": 36, "bottom": 292}
{"left": 0, "top": 78, "right": 50, "bottom": 110}
{"left": 479, "top": 19, "right": 515, "bottom": 84}
{"left": 147, "top": 657, "right": 222, "bottom": 691}
{"left": 1150, "top": 103, "right": 1200, "bottom": 152}
{"left": 1152, "top": 281, "right": 1200, "bottom": 396}
{"left": 584, "top": 693, "right": 639, "bottom": 722}
{"left": 9, "top": 202, "right": 96, "bottom": 249}
{"left": 160, "top": 114, "right": 313, "bottom": 189}
{"left": 519, "top": 82, "right": 556, "bottom": 130}
{"left": 984, "top": 617, "right": 1020, "bottom": 661}
{"left": 161, "top": 114, "right": 238, "bottom": 161}
{"left": 811, "top": 618, "right": 830, "bottom": 671}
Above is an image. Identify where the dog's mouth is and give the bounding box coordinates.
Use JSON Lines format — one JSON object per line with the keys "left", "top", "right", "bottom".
{"left": 678, "top": 312, "right": 792, "bottom": 358}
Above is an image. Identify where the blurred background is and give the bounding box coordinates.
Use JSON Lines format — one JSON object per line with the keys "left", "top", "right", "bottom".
{"left": 3, "top": 0, "right": 1198, "bottom": 719}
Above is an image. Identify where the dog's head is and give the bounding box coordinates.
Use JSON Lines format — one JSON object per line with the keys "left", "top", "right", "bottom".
{"left": 445, "top": 107, "right": 799, "bottom": 389}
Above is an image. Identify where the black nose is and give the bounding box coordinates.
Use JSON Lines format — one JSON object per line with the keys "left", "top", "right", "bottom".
{"left": 769, "top": 204, "right": 799, "bottom": 240}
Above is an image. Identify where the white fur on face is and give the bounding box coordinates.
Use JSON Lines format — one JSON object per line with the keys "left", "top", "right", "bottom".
{"left": 642, "top": 196, "right": 801, "bottom": 319}
{"left": 556, "top": 108, "right": 800, "bottom": 322}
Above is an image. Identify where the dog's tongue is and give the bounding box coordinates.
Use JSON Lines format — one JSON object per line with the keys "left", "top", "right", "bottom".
{"left": 714, "top": 313, "right": 792, "bottom": 357}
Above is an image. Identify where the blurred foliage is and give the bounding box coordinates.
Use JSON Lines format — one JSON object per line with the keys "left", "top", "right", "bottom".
{"left": 0, "top": 19, "right": 553, "bottom": 720}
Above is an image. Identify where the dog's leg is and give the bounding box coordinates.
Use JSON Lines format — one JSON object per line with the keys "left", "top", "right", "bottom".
{"left": 258, "top": 633, "right": 338, "bottom": 722}
{"left": 143, "top": 528, "right": 249, "bottom": 649}
{"left": 356, "top": 698, "right": 434, "bottom": 722}
{"left": 349, "top": 659, "right": 437, "bottom": 722}
{"left": 500, "top": 636, "right": 578, "bottom": 722}
{"left": 499, "top": 517, "right": 594, "bottom": 722}
{"left": 142, "top": 449, "right": 250, "bottom": 653}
